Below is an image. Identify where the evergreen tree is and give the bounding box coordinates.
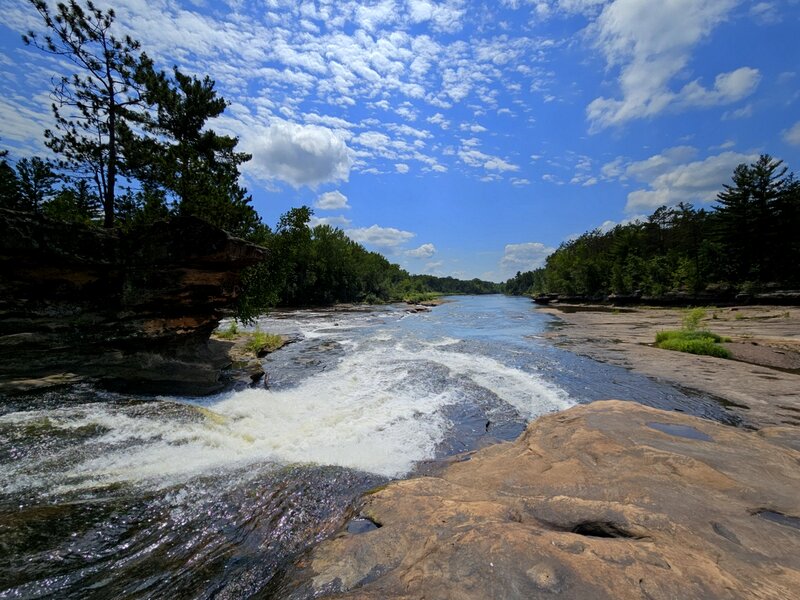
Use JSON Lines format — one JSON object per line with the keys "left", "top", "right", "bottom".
{"left": 24, "top": 0, "right": 151, "bottom": 227}
{"left": 715, "top": 154, "right": 791, "bottom": 282}
{"left": 42, "top": 179, "right": 100, "bottom": 223}
{"left": 0, "top": 147, "right": 21, "bottom": 209}
{"left": 16, "top": 157, "right": 58, "bottom": 212}
{"left": 127, "top": 67, "right": 260, "bottom": 238}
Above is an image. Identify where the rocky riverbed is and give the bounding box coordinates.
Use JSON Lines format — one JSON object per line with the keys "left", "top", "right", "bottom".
{"left": 538, "top": 305, "right": 800, "bottom": 430}
{"left": 281, "top": 400, "right": 800, "bottom": 600}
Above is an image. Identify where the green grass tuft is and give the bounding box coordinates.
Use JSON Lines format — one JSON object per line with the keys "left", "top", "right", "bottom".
{"left": 654, "top": 329, "right": 731, "bottom": 358}
{"left": 215, "top": 321, "right": 239, "bottom": 339}
{"left": 245, "top": 330, "right": 284, "bottom": 354}
{"left": 655, "top": 330, "right": 724, "bottom": 344}
{"left": 402, "top": 291, "right": 443, "bottom": 304}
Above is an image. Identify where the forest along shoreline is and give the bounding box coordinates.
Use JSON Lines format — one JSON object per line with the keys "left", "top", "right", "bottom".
{"left": 538, "top": 303, "right": 800, "bottom": 431}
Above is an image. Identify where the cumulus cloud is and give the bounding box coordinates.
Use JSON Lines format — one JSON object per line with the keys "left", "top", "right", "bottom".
{"left": 619, "top": 149, "right": 759, "bottom": 213}
{"left": 750, "top": 1, "right": 781, "bottom": 24}
{"left": 244, "top": 121, "right": 352, "bottom": 187}
{"left": 583, "top": 0, "right": 758, "bottom": 130}
{"left": 406, "top": 243, "right": 437, "bottom": 258}
{"left": 783, "top": 121, "right": 800, "bottom": 146}
{"left": 310, "top": 215, "right": 353, "bottom": 228}
{"left": 459, "top": 148, "right": 519, "bottom": 172}
{"left": 677, "top": 68, "right": 761, "bottom": 107}
{"left": 500, "top": 242, "right": 556, "bottom": 277}
{"left": 346, "top": 224, "right": 416, "bottom": 247}
{"left": 395, "top": 163, "right": 410, "bottom": 173}
{"left": 314, "top": 190, "right": 351, "bottom": 210}
{"left": 722, "top": 104, "right": 754, "bottom": 121}
{"left": 427, "top": 112, "right": 451, "bottom": 129}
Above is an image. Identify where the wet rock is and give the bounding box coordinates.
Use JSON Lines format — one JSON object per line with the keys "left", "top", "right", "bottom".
{"left": 292, "top": 401, "right": 800, "bottom": 599}
{"left": 0, "top": 208, "right": 265, "bottom": 395}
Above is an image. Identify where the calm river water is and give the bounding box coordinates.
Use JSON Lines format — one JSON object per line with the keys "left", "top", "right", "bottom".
{"left": 0, "top": 295, "right": 737, "bottom": 598}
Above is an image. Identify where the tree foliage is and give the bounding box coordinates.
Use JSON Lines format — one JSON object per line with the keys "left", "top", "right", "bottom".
{"left": 235, "top": 206, "right": 500, "bottom": 321}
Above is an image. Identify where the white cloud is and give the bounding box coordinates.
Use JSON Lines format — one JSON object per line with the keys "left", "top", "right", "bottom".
{"left": 395, "top": 163, "right": 410, "bottom": 173}
{"left": 458, "top": 147, "right": 519, "bottom": 172}
{"left": 722, "top": 104, "right": 754, "bottom": 121}
{"left": 783, "top": 121, "right": 800, "bottom": 146}
{"left": 596, "top": 215, "right": 646, "bottom": 233}
{"left": 750, "top": 1, "right": 780, "bottom": 24}
{"left": 406, "top": 243, "right": 437, "bottom": 258}
{"left": 500, "top": 242, "right": 556, "bottom": 277}
{"left": 459, "top": 122, "right": 488, "bottom": 133}
{"left": 314, "top": 190, "right": 351, "bottom": 210}
{"left": 677, "top": 68, "right": 761, "bottom": 108}
{"left": 622, "top": 146, "right": 698, "bottom": 182}
{"left": 622, "top": 150, "right": 759, "bottom": 213}
{"left": 584, "top": 0, "right": 757, "bottom": 130}
{"left": 408, "top": 0, "right": 466, "bottom": 33}
{"left": 310, "top": 215, "right": 353, "bottom": 228}
{"left": 426, "top": 112, "right": 451, "bottom": 129}
{"left": 244, "top": 121, "right": 352, "bottom": 187}
{"left": 346, "top": 224, "right": 416, "bottom": 247}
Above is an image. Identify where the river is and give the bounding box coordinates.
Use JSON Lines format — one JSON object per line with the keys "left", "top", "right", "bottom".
{"left": 0, "top": 295, "right": 738, "bottom": 598}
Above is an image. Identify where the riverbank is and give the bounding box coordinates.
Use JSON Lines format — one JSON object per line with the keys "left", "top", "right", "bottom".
{"left": 537, "top": 304, "right": 800, "bottom": 430}
{"left": 284, "top": 400, "right": 800, "bottom": 599}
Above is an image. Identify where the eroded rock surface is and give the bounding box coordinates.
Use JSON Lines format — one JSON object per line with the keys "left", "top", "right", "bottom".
{"left": 285, "top": 401, "right": 800, "bottom": 599}
{"left": 0, "top": 208, "right": 265, "bottom": 394}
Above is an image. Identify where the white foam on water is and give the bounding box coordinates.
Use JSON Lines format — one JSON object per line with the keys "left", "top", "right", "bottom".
{"left": 423, "top": 347, "right": 574, "bottom": 419}
{"left": 1, "top": 345, "right": 456, "bottom": 494}
{"left": 1, "top": 319, "right": 573, "bottom": 496}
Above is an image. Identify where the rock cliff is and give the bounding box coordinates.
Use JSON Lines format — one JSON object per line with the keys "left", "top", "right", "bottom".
{"left": 0, "top": 208, "right": 266, "bottom": 394}
{"left": 285, "top": 401, "right": 800, "bottom": 599}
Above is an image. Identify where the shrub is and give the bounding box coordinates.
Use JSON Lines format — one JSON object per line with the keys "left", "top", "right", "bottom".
{"left": 654, "top": 329, "right": 731, "bottom": 358}
{"left": 403, "top": 291, "right": 442, "bottom": 304}
{"left": 245, "top": 330, "right": 283, "bottom": 354}
{"left": 682, "top": 307, "right": 706, "bottom": 331}
{"left": 216, "top": 321, "right": 239, "bottom": 339}
{"left": 655, "top": 330, "right": 724, "bottom": 344}
{"left": 656, "top": 337, "right": 732, "bottom": 359}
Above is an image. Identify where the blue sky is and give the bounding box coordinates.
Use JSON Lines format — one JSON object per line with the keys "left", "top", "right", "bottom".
{"left": 1, "top": 0, "right": 799, "bottom": 281}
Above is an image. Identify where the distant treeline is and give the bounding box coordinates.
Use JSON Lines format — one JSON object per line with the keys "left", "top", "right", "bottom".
{"left": 505, "top": 155, "right": 800, "bottom": 298}
{"left": 237, "top": 207, "right": 500, "bottom": 319}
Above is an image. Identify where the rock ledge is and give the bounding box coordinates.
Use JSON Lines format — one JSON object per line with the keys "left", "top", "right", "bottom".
{"left": 0, "top": 208, "right": 265, "bottom": 395}
{"left": 285, "top": 401, "right": 800, "bottom": 599}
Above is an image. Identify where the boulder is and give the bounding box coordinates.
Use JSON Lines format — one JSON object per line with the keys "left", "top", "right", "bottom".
{"left": 285, "top": 401, "right": 800, "bottom": 599}
{"left": 0, "top": 208, "right": 266, "bottom": 395}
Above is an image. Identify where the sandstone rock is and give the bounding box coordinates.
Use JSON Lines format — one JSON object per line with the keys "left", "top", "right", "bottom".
{"left": 285, "top": 401, "right": 800, "bottom": 599}
{"left": 0, "top": 208, "right": 265, "bottom": 395}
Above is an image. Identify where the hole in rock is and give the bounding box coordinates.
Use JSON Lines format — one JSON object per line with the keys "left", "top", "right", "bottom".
{"left": 647, "top": 422, "right": 712, "bottom": 441}
{"left": 570, "top": 521, "right": 639, "bottom": 539}
{"left": 755, "top": 510, "right": 800, "bottom": 531}
{"left": 347, "top": 517, "right": 382, "bottom": 534}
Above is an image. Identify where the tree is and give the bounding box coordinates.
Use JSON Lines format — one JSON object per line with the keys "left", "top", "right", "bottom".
{"left": 0, "top": 147, "right": 21, "bottom": 209}
{"left": 715, "top": 154, "right": 792, "bottom": 282}
{"left": 42, "top": 179, "right": 100, "bottom": 223}
{"left": 127, "top": 67, "right": 260, "bottom": 237}
{"left": 24, "top": 0, "right": 151, "bottom": 227}
{"left": 16, "top": 156, "right": 58, "bottom": 212}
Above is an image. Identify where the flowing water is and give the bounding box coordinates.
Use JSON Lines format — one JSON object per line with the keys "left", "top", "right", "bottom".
{"left": 0, "top": 295, "right": 738, "bottom": 599}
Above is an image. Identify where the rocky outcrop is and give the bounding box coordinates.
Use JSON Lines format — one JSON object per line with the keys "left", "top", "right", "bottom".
{"left": 284, "top": 401, "right": 800, "bottom": 599}
{"left": 0, "top": 208, "right": 265, "bottom": 394}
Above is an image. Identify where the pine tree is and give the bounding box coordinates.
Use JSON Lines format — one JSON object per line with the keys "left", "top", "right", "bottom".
{"left": 126, "top": 67, "right": 260, "bottom": 237}
{"left": 24, "top": 0, "right": 151, "bottom": 227}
